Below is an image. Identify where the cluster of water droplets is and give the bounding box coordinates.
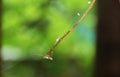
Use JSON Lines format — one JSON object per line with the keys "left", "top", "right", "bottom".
{"left": 76, "top": 0, "right": 91, "bottom": 17}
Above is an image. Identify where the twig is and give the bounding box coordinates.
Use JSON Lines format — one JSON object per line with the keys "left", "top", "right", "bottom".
{"left": 43, "top": 0, "right": 96, "bottom": 60}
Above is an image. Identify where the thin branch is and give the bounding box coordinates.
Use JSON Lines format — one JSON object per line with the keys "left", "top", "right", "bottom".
{"left": 43, "top": 0, "right": 96, "bottom": 60}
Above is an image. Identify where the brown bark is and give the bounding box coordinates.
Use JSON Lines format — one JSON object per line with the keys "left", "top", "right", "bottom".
{"left": 96, "top": 0, "right": 120, "bottom": 77}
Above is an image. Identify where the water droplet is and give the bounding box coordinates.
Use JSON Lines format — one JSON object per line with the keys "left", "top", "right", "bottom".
{"left": 56, "top": 38, "right": 60, "bottom": 42}
{"left": 88, "top": 1, "right": 91, "bottom": 4}
{"left": 77, "top": 12, "right": 80, "bottom": 16}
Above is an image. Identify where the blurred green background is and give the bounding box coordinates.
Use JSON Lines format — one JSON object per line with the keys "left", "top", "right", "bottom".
{"left": 2, "top": 0, "right": 96, "bottom": 77}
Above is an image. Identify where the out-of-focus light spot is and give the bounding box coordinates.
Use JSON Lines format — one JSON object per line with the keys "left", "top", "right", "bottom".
{"left": 2, "top": 46, "right": 23, "bottom": 60}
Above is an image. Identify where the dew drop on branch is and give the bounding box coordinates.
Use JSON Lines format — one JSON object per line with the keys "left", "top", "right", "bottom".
{"left": 56, "top": 38, "right": 60, "bottom": 42}
{"left": 88, "top": 1, "right": 91, "bottom": 4}
{"left": 77, "top": 12, "right": 80, "bottom": 16}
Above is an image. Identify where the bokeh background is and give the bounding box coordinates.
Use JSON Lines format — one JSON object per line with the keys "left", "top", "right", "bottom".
{"left": 2, "top": 0, "right": 97, "bottom": 77}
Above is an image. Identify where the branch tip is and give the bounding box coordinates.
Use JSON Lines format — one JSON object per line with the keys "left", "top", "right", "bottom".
{"left": 43, "top": 55, "right": 53, "bottom": 60}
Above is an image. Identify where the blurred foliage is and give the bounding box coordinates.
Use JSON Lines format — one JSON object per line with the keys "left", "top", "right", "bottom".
{"left": 2, "top": 0, "right": 96, "bottom": 77}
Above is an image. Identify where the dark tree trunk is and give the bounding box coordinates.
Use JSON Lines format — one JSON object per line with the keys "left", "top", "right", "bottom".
{"left": 0, "top": 0, "right": 2, "bottom": 77}
{"left": 96, "top": 0, "right": 120, "bottom": 77}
